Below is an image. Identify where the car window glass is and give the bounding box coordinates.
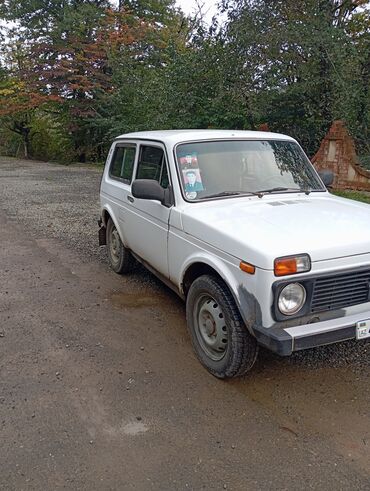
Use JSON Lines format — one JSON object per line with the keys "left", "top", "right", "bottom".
{"left": 121, "top": 147, "right": 136, "bottom": 181}
{"left": 109, "top": 145, "right": 136, "bottom": 183}
{"left": 137, "top": 145, "right": 169, "bottom": 188}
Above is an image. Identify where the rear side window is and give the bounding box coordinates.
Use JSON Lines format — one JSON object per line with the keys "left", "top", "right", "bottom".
{"left": 136, "top": 145, "right": 169, "bottom": 188}
{"left": 109, "top": 145, "right": 136, "bottom": 183}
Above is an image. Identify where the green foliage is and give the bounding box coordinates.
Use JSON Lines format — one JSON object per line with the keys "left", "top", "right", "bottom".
{"left": 0, "top": 0, "right": 369, "bottom": 163}
{"left": 0, "top": 121, "right": 22, "bottom": 156}
{"left": 220, "top": 0, "right": 369, "bottom": 155}
{"left": 29, "top": 115, "right": 75, "bottom": 163}
{"left": 0, "top": 110, "right": 75, "bottom": 162}
{"left": 358, "top": 154, "right": 370, "bottom": 170}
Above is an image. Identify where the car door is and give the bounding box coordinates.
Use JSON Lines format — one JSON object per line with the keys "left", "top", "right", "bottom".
{"left": 101, "top": 141, "right": 137, "bottom": 249}
{"left": 124, "top": 142, "right": 172, "bottom": 277}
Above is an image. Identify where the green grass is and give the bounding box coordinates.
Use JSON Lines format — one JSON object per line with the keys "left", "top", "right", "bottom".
{"left": 332, "top": 189, "right": 370, "bottom": 204}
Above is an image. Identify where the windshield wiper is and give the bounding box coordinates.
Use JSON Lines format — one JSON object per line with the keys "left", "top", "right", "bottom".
{"left": 198, "top": 187, "right": 311, "bottom": 200}
{"left": 198, "top": 191, "right": 261, "bottom": 200}
{"left": 255, "top": 187, "right": 311, "bottom": 197}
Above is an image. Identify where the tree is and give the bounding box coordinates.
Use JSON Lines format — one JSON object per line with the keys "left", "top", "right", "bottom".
{"left": 1, "top": 0, "right": 368, "bottom": 163}
{"left": 86, "top": 0, "right": 192, "bottom": 139}
{"left": 220, "top": 0, "right": 368, "bottom": 154}
{"left": 346, "top": 6, "right": 370, "bottom": 160}
{"left": 0, "top": 29, "right": 61, "bottom": 158}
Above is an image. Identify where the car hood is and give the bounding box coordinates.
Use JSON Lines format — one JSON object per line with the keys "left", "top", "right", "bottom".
{"left": 180, "top": 194, "right": 370, "bottom": 270}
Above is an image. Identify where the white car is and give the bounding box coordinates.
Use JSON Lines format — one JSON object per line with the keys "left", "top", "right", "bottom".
{"left": 99, "top": 130, "right": 370, "bottom": 378}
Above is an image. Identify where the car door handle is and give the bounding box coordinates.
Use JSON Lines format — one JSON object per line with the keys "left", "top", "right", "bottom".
{"left": 127, "top": 195, "right": 134, "bottom": 203}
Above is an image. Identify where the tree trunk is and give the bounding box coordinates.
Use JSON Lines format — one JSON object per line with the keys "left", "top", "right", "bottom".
{"left": 23, "top": 128, "right": 30, "bottom": 159}
{"left": 23, "top": 138, "right": 29, "bottom": 159}
{"left": 11, "top": 122, "right": 31, "bottom": 159}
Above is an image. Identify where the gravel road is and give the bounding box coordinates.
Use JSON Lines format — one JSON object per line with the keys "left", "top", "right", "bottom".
{"left": 0, "top": 156, "right": 369, "bottom": 490}
{"left": 0, "top": 157, "right": 105, "bottom": 262}
{"left": 0, "top": 156, "right": 368, "bottom": 369}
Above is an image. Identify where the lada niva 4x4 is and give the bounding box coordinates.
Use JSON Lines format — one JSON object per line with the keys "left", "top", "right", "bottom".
{"left": 99, "top": 130, "right": 370, "bottom": 378}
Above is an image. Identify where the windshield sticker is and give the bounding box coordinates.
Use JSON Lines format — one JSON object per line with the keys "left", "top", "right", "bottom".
{"left": 179, "top": 153, "right": 198, "bottom": 168}
{"left": 185, "top": 191, "right": 198, "bottom": 200}
{"left": 183, "top": 168, "right": 204, "bottom": 193}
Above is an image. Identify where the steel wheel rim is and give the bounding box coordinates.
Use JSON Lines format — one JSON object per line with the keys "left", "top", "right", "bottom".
{"left": 194, "top": 294, "right": 228, "bottom": 361}
{"left": 109, "top": 227, "right": 121, "bottom": 264}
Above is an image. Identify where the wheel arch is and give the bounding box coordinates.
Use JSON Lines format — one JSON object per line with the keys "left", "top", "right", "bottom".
{"left": 101, "top": 205, "right": 128, "bottom": 246}
{"left": 182, "top": 262, "right": 225, "bottom": 296}
{"left": 181, "top": 256, "right": 240, "bottom": 307}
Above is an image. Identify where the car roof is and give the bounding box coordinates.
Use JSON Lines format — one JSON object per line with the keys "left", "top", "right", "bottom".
{"left": 115, "top": 129, "right": 296, "bottom": 145}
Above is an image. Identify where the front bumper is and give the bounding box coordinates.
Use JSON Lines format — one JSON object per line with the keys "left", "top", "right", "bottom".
{"left": 253, "top": 309, "right": 370, "bottom": 356}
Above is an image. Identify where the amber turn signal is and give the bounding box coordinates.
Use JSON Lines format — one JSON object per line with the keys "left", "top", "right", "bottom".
{"left": 239, "top": 261, "right": 256, "bottom": 275}
{"left": 274, "top": 254, "right": 311, "bottom": 277}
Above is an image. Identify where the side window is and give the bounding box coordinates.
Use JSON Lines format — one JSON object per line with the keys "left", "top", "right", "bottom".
{"left": 136, "top": 145, "right": 169, "bottom": 188}
{"left": 109, "top": 145, "right": 136, "bottom": 183}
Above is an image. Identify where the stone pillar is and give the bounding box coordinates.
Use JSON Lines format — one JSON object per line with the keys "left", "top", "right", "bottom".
{"left": 311, "top": 120, "right": 370, "bottom": 191}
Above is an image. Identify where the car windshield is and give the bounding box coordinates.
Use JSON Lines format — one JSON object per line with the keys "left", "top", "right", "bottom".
{"left": 175, "top": 139, "right": 325, "bottom": 201}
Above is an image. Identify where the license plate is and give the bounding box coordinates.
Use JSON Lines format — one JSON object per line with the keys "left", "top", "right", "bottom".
{"left": 356, "top": 319, "right": 370, "bottom": 340}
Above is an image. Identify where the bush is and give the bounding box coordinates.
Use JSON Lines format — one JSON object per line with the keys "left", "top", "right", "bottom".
{"left": 29, "top": 116, "right": 75, "bottom": 163}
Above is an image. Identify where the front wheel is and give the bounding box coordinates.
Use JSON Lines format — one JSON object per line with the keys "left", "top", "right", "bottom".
{"left": 186, "top": 275, "right": 258, "bottom": 378}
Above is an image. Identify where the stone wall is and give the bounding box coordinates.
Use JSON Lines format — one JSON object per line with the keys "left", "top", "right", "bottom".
{"left": 311, "top": 120, "right": 370, "bottom": 191}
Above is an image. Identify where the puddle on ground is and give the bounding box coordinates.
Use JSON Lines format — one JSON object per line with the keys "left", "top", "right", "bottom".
{"left": 110, "top": 291, "right": 167, "bottom": 309}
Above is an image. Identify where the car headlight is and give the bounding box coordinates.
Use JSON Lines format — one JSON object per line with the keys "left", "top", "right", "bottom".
{"left": 278, "top": 283, "right": 306, "bottom": 315}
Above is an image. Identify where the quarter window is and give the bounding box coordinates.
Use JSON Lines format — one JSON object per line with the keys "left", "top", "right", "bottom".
{"left": 109, "top": 145, "right": 136, "bottom": 183}
{"left": 136, "top": 145, "right": 169, "bottom": 188}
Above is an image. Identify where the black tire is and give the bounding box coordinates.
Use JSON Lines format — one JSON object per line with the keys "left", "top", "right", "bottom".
{"left": 186, "top": 275, "right": 258, "bottom": 378}
{"left": 106, "top": 218, "right": 134, "bottom": 274}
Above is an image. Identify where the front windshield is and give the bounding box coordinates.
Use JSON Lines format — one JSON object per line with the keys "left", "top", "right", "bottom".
{"left": 175, "top": 139, "right": 325, "bottom": 201}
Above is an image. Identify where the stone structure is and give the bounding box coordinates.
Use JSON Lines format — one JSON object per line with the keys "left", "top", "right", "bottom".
{"left": 257, "top": 123, "right": 270, "bottom": 132}
{"left": 311, "top": 120, "right": 370, "bottom": 191}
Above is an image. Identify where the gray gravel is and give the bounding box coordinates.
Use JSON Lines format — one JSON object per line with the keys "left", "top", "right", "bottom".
{"left": 0, "top": 156, "right": 368, "bottom": 370}
{"left": 0, "top": 157, "right": 105, "bottom": 262}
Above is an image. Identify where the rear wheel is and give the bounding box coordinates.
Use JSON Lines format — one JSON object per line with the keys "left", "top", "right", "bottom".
{"left": 106, "top": 218, "right": 134, "bottom": 274}
{"left": 186, "top": 275, "right": 258, "bottom": 378}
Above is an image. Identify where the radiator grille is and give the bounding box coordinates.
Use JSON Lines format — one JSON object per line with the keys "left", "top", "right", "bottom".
{"left": 310, "top": 269, "right": 370, "bottom": 313}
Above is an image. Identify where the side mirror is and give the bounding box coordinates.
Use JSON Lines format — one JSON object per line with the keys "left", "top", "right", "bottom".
{"left": 131, "top": 179, "right": 166, "bottom": 203}
{"left": 318, "top": 170, "right": 334, "bottom": 187}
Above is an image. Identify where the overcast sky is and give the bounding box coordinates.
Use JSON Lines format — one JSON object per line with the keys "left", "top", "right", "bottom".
{"left": 175, "top": 0, "right": 222, "bottom": 23}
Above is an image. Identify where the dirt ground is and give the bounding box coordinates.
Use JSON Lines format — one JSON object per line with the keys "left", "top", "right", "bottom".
{"left": 0, "top": 157, "right": 369, "bottom": 490}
